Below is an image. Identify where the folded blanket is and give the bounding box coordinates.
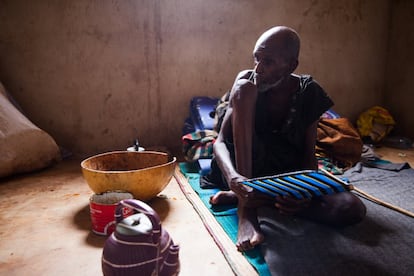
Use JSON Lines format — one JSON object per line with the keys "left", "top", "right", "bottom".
{"left": 181, "top": 130, "right": 217, "bottom": 161}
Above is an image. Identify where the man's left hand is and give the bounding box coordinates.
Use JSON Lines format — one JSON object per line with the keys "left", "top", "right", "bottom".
{"left": 275, "top": 196, "right": 311, "bottom": 215}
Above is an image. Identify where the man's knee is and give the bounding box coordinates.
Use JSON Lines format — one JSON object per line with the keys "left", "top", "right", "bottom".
{"left": 232, "top": 79, "right": 257, "bottom": 107}
{"left": 330, "top": 192, "right": 366, "bottom": 226}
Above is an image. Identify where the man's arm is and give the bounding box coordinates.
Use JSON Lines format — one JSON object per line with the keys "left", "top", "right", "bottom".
{"left": 213, "top": 105, "right": 242, "bottom": 185}
{"left": 302, "top": 120, "right": 319, "bottom": 170}
{"left": 273, "top": 120, "right": 319, "bottom": 214}
{"left": 213, "top": 70, "right": 256, "bottom": 191}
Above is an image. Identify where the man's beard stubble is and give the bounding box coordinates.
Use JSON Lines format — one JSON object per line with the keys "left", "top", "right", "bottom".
{"left": 256, "top": 76, "right": 285, "bottom": 93}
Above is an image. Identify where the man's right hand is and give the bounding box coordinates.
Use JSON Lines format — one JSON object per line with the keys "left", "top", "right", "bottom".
{"left": 230, "top": 176, "right": 275, "bottom": 208}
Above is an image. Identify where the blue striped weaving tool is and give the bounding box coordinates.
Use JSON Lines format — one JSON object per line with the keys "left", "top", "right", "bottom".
{"left": 241, "top": 170, "right": 353, "bottom": 199}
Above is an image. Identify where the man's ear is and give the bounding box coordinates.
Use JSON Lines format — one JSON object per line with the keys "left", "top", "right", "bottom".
{"left": 289, "top": 58, "right": 299, "bottom": 73}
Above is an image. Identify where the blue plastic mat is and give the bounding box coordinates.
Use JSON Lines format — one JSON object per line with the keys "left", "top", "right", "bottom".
{"left": 179, "top": 162, "right": 271, "bottom": 276}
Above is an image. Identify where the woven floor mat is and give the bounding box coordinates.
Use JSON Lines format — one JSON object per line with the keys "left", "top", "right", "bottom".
{"left": 174, "top": 166, "right": 264, "bottom": 276}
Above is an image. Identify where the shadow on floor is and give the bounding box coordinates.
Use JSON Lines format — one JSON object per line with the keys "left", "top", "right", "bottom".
{"left": 148, "top": 195, "right": 172, "bottom": 221}
{"left": 73, "top": 203, "right": 106, "bottom": 247}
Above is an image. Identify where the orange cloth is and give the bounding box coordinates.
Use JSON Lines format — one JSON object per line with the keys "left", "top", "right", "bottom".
{"left": 316, "top": 118, "right": 363, "bottom": 169}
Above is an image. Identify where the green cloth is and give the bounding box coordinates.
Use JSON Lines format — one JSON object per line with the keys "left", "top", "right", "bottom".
{"left": 179, "top": 162, "right": 271, "bottom": 276}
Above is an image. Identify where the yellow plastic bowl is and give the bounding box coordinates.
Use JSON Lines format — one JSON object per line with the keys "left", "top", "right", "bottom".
{"left": 81, "top": 151, "right": 176, "bottom": 201}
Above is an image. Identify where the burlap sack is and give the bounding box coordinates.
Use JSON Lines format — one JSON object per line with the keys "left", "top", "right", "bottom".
{"left": 0, "top": 82, "right": 61, "bottom": 178}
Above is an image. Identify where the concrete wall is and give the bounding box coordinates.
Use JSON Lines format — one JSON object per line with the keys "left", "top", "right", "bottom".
{"left": 384, "top": 0, "right": 414, "bottom": 139}
{"left": 0, "top": 0, "right": 396, "bottom": 157}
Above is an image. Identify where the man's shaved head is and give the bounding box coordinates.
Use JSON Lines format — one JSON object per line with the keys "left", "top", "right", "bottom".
{"left": 254, "top": 26, "right": 300, "bottom": 61}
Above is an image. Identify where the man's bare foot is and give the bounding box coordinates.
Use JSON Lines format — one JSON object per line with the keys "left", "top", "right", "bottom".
{"left": 209, "top": 191, "right": 238, "bottom": 205}
{"left": 236, "top": 207, "right": 264, "bottom": 252}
